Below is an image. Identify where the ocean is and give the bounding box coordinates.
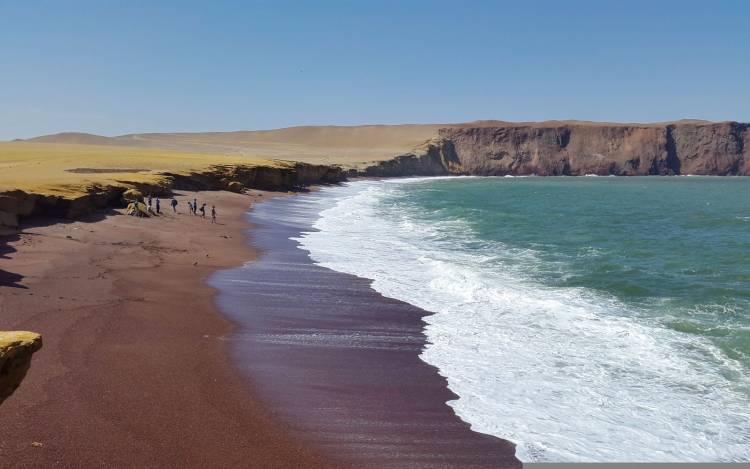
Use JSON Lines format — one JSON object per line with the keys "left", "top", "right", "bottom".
{"left": 295, "top": 176, "right": 750, "bottom": 462}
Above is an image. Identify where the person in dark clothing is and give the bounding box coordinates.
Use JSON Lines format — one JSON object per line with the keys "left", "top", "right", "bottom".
{"left": 211, "top": 205, "right": 216, "bottom": 223}
{"left": 147, "top": 194, "right": 153, "bottom": 209}
{"left": 199, "top": 203, "right": 206, "bottom": 218}
{"left": 171, "top": 198, "right": 178, "bottom": 213}
{"left": 155, "top": 197, "right": 161, "bottom": 214}
{"left": 193, "top": 198, "right": 198, "bottom": 215}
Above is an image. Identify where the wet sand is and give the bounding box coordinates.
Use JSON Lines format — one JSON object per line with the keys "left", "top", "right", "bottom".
{"left": 211, "top": 191, "right": 520, "bottom": 468}
{"left": 0, "top": 190, "right": 331, "bottom": 468}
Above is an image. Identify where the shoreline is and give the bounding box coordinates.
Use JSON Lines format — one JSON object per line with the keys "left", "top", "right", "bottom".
{"left": 2, "top": 182, "right": 520, "bottom": 468}
{"left": 0, "top": 190, "right": 332, "bottom": 467}
{"left": 211, "top": 187, "right": 520, "bottom": 468}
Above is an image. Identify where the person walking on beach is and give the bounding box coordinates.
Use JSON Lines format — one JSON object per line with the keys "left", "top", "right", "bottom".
{"left": 211, "top": 205, "right": 216, "bottom": 223}
{"left": 147, "top": 194, "right": 153, "bottom": 210}
{"left": 193, "top": 198, "right": 198, "bottom": 215}
{"left": 187, "top": 200, "right": 193, "bottom": 214}
{"left": 155, "top": 197, "right": 161, "bottom": 214}
{"left": 171, "top": 198, "right": 178, "bottom": 213}
{"left": 200, "top": 203, "right": 206, "bottom": 218}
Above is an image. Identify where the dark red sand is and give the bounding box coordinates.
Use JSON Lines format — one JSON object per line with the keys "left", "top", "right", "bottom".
{"left": 211, "top": 193, "right": 521, "bottom": 468}
{"left": 0, "top": 191, "right": 332, "bottom": 468}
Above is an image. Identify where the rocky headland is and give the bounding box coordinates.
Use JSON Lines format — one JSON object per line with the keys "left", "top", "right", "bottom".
{"left": 363, "top": 120, "right": 750, "bottom": 177}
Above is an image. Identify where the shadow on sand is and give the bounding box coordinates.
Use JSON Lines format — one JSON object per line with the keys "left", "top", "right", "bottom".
{"left": 0, "top": 230, "right": 26, "bottom": 288}
{"left": 0, "top": 209, "right": 119, "bottom": 289}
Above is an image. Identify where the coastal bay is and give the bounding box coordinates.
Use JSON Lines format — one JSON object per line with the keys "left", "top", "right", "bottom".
{"left": 297, "top": 177, "right": 750, "bottom": 462}
{"left": 3, "top": 2, "right": 748, "bottom": 463}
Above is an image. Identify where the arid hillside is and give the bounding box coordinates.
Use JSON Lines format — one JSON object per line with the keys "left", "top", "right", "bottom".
{"left": 24, "top": 120, "right": 726, "bottom": 169}
{"left": 19, "top": 119, "right": 750, "bottom": 180}
{"left": 0, "top": 142, "right": 277, "bottom": 196}
{"left": 25, "top": 124, "right": 452, "bottom": 167}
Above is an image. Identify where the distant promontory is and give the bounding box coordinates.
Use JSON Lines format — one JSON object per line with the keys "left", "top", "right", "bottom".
{"left": 364, "top": 120, "right": 750, "bottom": 177}
{"left": 19, "top": 119, "right": 750, "bottom": 178}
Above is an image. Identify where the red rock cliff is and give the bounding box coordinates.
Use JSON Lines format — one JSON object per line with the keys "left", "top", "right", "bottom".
{"left": 364, "top": 121, "right": 749, "bottom": 176}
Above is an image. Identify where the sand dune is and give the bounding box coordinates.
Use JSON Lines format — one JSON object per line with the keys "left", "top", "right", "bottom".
{"left": 26, "top": 125, "right": 451, "bottom": 167}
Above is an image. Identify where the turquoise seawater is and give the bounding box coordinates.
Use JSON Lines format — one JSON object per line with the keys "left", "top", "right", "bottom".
{"left": 403, "top": 176, "right": 750, "bottom": 367}
{"left": 297, "top": 176, "right": 750, "bottom": 461}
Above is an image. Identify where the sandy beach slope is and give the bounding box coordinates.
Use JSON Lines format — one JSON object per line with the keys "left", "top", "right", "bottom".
{"left": 0, "top": 190, "right": 333, "bottom": 468}
{"left": 212, "top": 192, "right": 521, "bottom": 468}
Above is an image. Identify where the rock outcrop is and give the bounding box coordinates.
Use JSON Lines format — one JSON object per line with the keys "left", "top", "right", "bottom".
{"left": 358, "top": 139, "right": 459, "bottom": 177}
{"left": 362, "top": 121, "right": 750, "bottom": 177}
{"left": 0, "top": 331, "right": 42, "bottom": 406}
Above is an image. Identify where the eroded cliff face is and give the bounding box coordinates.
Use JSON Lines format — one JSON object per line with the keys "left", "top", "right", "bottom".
{"left": 0, "top": 331, "right": 42, "bottom": 406}
{"left": 0, "top": 162, "right": 345, "bottom": 231}
{"left": 359, "top": 139, "right": 458, "bottom": 177}
{"left": 365, "top": 121, "right": 749, "bottom": 177}
{"left": 669, "top": 122, "right": 750, "bottom": 175}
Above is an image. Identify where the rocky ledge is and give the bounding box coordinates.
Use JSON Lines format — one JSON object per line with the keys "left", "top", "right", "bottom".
{"left": 0, "top": 331, "right": 43, "bottom": 406}
{"left": 0, "top": 162, "right": 344, "bottom": 232}
{"left": 361, "top": 121, "right": 750, "bottom": 176}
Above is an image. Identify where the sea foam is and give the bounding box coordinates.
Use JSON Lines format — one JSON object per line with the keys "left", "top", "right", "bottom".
{"left": 295, "top": 179, "right": 750, "bottom": 462}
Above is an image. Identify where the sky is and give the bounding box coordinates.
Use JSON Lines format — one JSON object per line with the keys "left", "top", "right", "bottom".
{"left": 1, "top": 0, "right": 749, "bottom": 139}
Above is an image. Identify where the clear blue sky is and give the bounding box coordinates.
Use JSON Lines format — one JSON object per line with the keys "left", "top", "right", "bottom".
{"left": 1, "top": 0, "right": 749, "bottom": 139}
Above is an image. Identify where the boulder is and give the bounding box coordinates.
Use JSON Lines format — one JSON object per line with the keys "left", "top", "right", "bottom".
{"left": 0, "top": 331, "right": 43, "bottom": 406}
{"left": 226, "top": 181, "right": 245, "bottom": 193}
{"left": 122, "top": 188, "right": 143, "bottom": 202}
{"left": 126, "top": 201, "right": 152, "bottom": 217}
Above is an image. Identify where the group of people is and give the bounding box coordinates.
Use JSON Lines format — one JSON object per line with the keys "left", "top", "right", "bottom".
{"left": 147, "top": 194, "right": 217, "bottom": 223}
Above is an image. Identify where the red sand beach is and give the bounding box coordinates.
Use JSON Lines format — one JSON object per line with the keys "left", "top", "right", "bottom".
{"left": 0, "top": 190, "right": 332, "bottom": 468}
{"left": 1, "top": 188, "right": 519, "bottom": 468}
{"left": 211, "top": 191, "right": 520, "bottom": 468}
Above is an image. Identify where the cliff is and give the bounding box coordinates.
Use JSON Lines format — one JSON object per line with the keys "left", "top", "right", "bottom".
{"left": 0, "top": 162, "right": 344, "bottom": 231}
{"left": 0, "top": 331, "right": 42, "bottom": 406}
{"left": 362, "top": 121, "right": 750, "bottom": 176}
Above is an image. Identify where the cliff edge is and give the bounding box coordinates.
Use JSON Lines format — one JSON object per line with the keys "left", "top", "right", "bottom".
{"left": 362, "top": 121, "right": 749, "bottom": 176}
{"left": 0, "top": 331, "right": 42, "bottom": 405}
{"left": 0, "top": 160, "right": 344, "bottom": 232}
